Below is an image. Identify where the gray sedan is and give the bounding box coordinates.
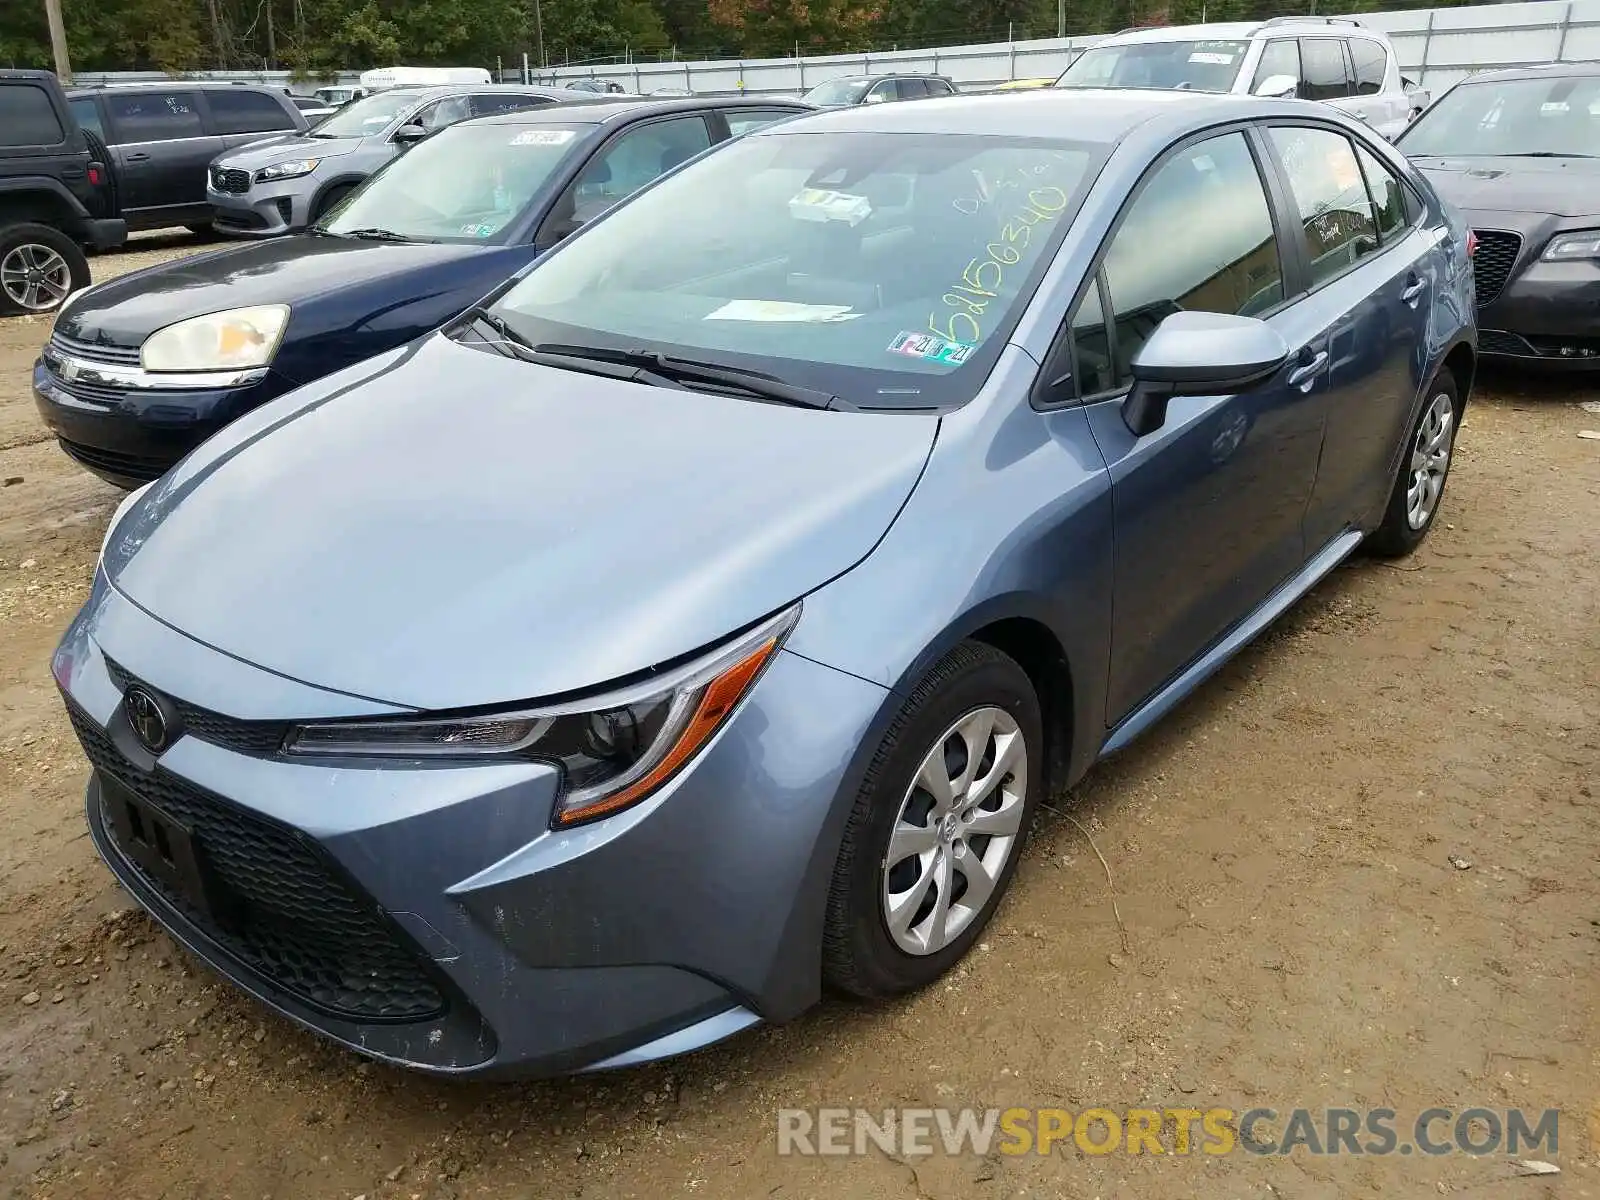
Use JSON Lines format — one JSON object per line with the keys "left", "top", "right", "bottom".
{"left": 206, "top": 84, "right": 592, "bottom": 236}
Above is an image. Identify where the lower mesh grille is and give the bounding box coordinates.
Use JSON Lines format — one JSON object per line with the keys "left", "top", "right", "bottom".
{"left": 68, "top": 698, "right": 446, "bottom": 1022}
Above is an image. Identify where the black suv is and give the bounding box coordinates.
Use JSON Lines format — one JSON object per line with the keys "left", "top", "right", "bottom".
{"left": 66, "top": 82, "right": 309, "bottom": 235}
{"left": 0, "top": 70, "right": 125, "bottom": 316}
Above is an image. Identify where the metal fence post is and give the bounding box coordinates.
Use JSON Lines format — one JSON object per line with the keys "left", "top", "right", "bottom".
{"left": 1555, "top": 0, "right": 1574, "bottom": 61}
{"left": 1421, "top": 8, "right": 1434, "bottom": 80}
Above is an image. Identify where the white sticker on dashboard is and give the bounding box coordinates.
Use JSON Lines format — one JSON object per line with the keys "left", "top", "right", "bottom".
{"left": 704, "top": 300, "right": 862, "bottom": 322}
{"left": 510, "top": 129, "right": 576, "bottom": 146}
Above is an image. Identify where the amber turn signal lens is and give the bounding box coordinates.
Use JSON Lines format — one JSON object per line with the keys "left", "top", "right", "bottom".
{"left": 553, "top": 635, "right": 779, "bottom": 827}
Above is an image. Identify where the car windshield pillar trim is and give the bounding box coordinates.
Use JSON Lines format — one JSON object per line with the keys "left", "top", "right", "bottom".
{"left": 43, "top": 349, "right": 269, "bottom": 391}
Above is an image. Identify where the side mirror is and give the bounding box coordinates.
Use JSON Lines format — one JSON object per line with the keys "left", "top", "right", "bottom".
{"left": 1122, "top": 312, "right": 1289, "bottom": 437}
{"left": 392, "top": 122, "right": 429, "bottom": 146}
{"left": 1253, "top": 73, "right": 1299, "bottom": 100}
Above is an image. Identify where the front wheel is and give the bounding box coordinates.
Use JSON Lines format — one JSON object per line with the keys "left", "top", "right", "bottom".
{"left": 823, "top": 641, "right": 1042, "bottom": 999}
{"left": 1367, "top": 367, "right": 1460, "bottom": 557}
{"left": 0, "top": 224, "right": 91, "bottom": 317}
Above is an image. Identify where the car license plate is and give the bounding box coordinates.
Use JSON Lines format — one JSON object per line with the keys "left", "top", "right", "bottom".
{"left": 101, "top": 775, "right": 220, "bottom": 919}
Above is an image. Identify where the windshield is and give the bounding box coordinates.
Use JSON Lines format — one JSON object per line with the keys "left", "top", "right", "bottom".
{"left": 322, "top": 123, "right": 589, "bottom": 242}
{"left": 1399, "top": 74, "right": 1600, "bottom": 157}
{"left": 804, "top": 79, "right": 872, "bottom": 105}
{"left": 310, "top": 90, "right": 421, "bottom": 138}
{"left": 1056, "top": 40, "right": 1249, "bottom": 92}
{"left": 488, "top": 131, "right": 1102, "bottom": 409}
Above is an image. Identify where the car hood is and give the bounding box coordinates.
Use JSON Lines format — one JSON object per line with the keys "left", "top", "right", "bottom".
{"left": 55, "top": 235, "right": 485, "bottom": 347}
{"left": 217, "top": 133, "right": 362, "bottom": 169}
{"left": 1412, "top": 156, "right": 1600, "bottom": 219}
{"left": 104, "top": 335, "right": 937, "bottom": 710}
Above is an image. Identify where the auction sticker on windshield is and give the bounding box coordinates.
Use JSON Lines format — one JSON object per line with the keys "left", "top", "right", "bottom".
{"left": 889, "top": 331, "right": 974, "bottom": 365}
{"left": 706, "top": 300, "right": 862, "bottom": 323}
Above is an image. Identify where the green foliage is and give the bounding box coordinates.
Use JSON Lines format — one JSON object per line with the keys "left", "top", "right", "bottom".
{"left": 0, "top": 0, "right": 1504, "bottom": 74}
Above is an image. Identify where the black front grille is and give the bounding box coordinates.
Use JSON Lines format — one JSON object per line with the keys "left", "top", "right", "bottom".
{"left": 67, "top": 699, "right": 446, "bottom": 1022}
{"left": 50, "top": 375, "right": 127, "bottom": 405}
{"left": 212, "top": 166, "right": 251, "bottom": 194}
{"left": 58, "top": 438, "right": 168, "bottom": 483}
{"left": 104, "top": 659, "right": 292, "bottom": 756}
{"left": 1471, "top": 230, "right": 1522, "bottom": 306}
{"left": 49, "top": 330, "right": 142, "bottom": 366}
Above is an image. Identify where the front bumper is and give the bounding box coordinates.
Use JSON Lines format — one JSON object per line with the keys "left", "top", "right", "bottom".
{"left": 33, "top": 357, "right": 290, "bottom": 488}
{"left": 208, "top": 176, "right": 316, "bottom": 237}
{"left": 56, "top": 576, "right": 889, "bottom": 1077}
{"left": 1473, "top": 231, "right": 1600, "bottom": 369}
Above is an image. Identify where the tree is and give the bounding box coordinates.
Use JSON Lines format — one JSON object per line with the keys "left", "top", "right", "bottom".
{"left": 707, "top": 0, "right": 882, "bottom": 56}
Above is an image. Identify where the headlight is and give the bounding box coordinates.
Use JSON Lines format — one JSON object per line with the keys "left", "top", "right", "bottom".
{"left": 285, "top": 605, "right": 800, "bottom": 828}
{"left": 141, "top": 305, "right": 289, "bottom": 372}
{"left": 254, "top": 158, "right": 320, "bottom": 182}
{"left": 1542, "top": 230, "right": 1600, "bottom": 261}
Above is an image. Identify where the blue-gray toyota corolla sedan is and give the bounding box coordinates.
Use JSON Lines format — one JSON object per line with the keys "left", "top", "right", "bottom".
{"left": 56, "top": 89, "right": 1475, "bottom": 1077}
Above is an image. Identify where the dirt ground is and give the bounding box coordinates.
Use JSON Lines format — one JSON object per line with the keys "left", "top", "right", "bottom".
{"left": 1, "top": 234, "right": 1597, "bottom": 1200}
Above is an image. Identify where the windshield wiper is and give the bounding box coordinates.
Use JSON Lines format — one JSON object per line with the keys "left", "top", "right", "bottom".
{"left": 1514, "top": 151, "right": 1599, "bottom": 158}
{"left": 342, "top": 227, "right": 417, "bottom": 242}
{"left": 456, "top": 310, "right": 667, "bottom": 382}
{"left": 531, "top": 342, "right": 847, "bottom": 410}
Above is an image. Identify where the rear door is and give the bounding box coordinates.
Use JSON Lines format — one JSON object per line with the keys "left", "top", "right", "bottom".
{"left": 1298, "top": 37, "right": 1356, "bottom": 112}
{"left": 202, "top": 87, "right": 301, "bottom": 152}
{"left": 1263, "top": 122, "right": 1439, "bottom": 544}
{"left": 1343, "top": 37, "right": 1395, "bottom": 134}
{"left": 1063, "top": 127, "right": 1327, "bottom": 724}
{"left": 102, "top": 89, "right": 220, "bottom": 216}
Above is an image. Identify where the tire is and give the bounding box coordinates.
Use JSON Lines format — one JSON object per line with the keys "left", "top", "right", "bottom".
{"left": 823, "top": 641, "right": 1042, "bottom": 999}
{"left": 1366, "top": 366, "right": 1460, "bottom": 558}
{"left": 0, "top": 223, "right": 91, "bottom": 317}
{"left": 311, "top": 184, "right": 354, "bottom": 223}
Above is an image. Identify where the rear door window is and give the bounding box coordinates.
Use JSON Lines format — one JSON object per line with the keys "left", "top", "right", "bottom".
{"left": 1269, "top": 125, "right": 1381, "bottom": 287}
{"left": 898, "top": 79, "right": 929, "bottom": 99}
{"left": 1299, "top": 39, "right": 1353, "bottom": 101}
{"left": 471, "top": 92, "right": 554, "bottom": 118}
{"left": 1355, "top": 143, "right": 1409, "bottom": 242}
{"left": 206, "top": 88, "right": 296, "bottom": 134}
{"left": 106, "top": 91, "right": 204, "bottom": 142}
{"left": 1348, "top": 39, "right": 1386, "bottom": 96}
{"left": 0, "top": 83, "right": 65, "bottom": 146}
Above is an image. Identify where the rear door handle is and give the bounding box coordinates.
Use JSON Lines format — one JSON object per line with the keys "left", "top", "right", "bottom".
{"left": 1400, "top": 275, "right": 1427, "bottom": 306}
{"left": 125, "top": 151, "right": 150, "bottom": 162}
{"left": 1287, "top": 349, "right": 1329, "bottom": 392}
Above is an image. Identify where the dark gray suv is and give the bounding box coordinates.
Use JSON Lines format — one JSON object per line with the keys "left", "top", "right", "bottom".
{"left": 66, "top": 82, "right": 308, "bottom": 234}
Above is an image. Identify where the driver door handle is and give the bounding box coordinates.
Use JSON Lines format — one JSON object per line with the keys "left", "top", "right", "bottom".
{"left": 125, "top": 151, "right": 150, "bottom": 162}
{"left": 1287, "top": 349, "right": 1329, "bottom": 392}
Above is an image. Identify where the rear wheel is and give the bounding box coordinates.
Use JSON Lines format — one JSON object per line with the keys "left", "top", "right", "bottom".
{"left": 1367, "top": 367, "right": 1460, "bottom": 557}
{"left": 823, "top": 641, "right": 1042, "bottom": 999}
{"left": 0, "top": 223, "right": 91, "bottom": 316}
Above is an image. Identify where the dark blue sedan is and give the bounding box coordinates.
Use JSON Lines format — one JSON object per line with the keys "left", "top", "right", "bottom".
{"left": 33, "top": 95, "right": 811, "bottom": 487}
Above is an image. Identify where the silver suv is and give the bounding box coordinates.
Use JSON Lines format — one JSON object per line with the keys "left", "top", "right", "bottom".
{"left": 206, "top": 83, "right": 587, "bottom": 236}
{"left": 1056, "top": 17, "right": 1414, "bottom": 140}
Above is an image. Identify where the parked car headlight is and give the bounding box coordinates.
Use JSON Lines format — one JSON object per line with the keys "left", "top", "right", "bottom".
{"left": 141, "top": 305, "right": 290, "bottom": 372}
{"left": 285, "top": 605, "right": 800, "bottom": 827}
{"left": 254, "top": 157, "right": 320, "bottom": 182}
{"left": 1541, "top": 230, "right": 1600, "bottom": 261}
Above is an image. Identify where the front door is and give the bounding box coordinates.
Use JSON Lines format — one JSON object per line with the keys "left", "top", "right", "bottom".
{"left": 1067, "top": 128, "right": 1328, "bottom": 725}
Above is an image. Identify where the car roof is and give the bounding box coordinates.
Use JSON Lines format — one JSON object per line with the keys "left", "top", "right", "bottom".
{"left": 1449, "top": 62, "right": 1600, "bottom": 84}
{"left": 66, "top": 80, "right": 297, "bottom": 94}
{"left": 777, "top": 86, "right": 1259, "bottom": 141}
{"left": 813, "top": 73, "right": 948, "bottom": 83}
{"left": 1092, "top": 17, "right": 1383, "bottom": 45}
{"left": 468, "top": 95, "right": 812, "bottom": 127}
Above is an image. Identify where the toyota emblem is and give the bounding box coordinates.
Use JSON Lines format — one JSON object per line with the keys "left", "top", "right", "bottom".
{"left": 124, "top": 686, "right": 169, "bottom": 753}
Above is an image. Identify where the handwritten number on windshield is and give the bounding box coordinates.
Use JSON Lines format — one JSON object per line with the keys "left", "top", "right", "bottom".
{"left": 929, "top": 187, "right": 1070, "bottom": 345}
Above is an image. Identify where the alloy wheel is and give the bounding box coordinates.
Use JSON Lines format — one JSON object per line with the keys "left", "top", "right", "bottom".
{"left": 881, "top": 705, "right": 1028, "bottom": 956}
{"left": 0, "top": 242, "right": 72, "bottom": 312}
{"left": 1406, "top": 390, "right": 1454, "bottom": 530}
